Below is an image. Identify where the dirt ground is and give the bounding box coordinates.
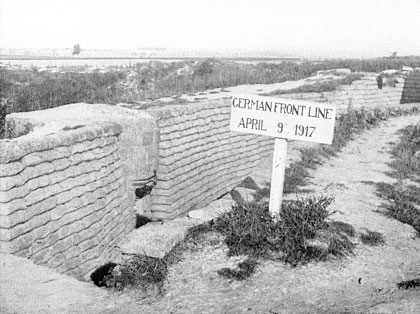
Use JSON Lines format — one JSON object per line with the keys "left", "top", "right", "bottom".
{"left": 103, "top": 114, "right": 420, "bottom": 314}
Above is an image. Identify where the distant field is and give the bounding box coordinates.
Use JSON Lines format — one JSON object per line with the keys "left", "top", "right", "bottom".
{"left": 0, "top": 57, "right": 303, "bottom": 68}
{"left": 0, "top": 58, "right": 184, "bottom": 68}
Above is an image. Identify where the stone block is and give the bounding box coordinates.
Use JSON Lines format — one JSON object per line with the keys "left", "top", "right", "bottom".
{"left": 118, "top": 217, "right": 194, "bottom": 259}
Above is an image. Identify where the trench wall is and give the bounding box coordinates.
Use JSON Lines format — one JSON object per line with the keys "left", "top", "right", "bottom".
{"left": 0, "top": 122, "right": 134, "bottom": 279}
{"left": 401, "top": 71, "right": 420, "bottom": 104}
{"left": 147, "top": 101, "right": 274, "bottom": 219}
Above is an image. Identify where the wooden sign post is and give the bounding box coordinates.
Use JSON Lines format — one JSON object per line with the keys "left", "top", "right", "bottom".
{"left": 229, "top": 94, "right": 336, "bottom": 218}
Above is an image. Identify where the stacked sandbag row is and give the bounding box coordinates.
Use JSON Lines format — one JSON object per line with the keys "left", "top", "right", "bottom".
{"left": 283, "top": 74, "right": 405, "bottom": 113}
{"left": 0, "top": 122, "right": 134, "bottom": 279}
{"left": 401, "top": 71, "right": 420, "bottom": 104}
{"left": 147, "top": 100, "right": 274, "bottom": 219}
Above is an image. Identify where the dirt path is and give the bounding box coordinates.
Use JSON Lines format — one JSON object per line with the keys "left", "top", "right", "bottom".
{"left": 104, "top": 114, "right": 420, "bottom": 314}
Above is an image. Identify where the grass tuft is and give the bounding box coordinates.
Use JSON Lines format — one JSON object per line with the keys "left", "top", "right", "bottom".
{"left": 283, "top": 162, "right": 311, "bottom": 193}
{"left": 102, "top": 255, "right": 169, "bottom": 292}
{"left": 373, "top": 123, "right": 420, "bottom": 237}
{"left": 252, "top": 183, "right": 271, "bottom": 202}
{"left": 360, "top": 230, "right": 386, "bottom": 246}
{"left": 325, "top": 232, "right": 356, "bottom": 257}
{"left": 375, "top": 182, "right": 420, "bottom": 235}
{"left": 388, "top": 124, "right": 420, "bottom": 180}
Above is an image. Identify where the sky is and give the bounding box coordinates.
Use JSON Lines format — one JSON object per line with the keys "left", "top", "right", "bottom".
{"left": 1, "top": 0, "right": 420, "bottom": 58}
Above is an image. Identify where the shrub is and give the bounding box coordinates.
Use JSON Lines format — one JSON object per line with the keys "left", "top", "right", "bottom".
{"left": 210, "top": 195, "right": 352, "bottom": 264}
{"left": 388, "top": 123, "right": 420, "bottom": 179}
{"left": 201, "top": 195, "right": 356, "bottom": 281}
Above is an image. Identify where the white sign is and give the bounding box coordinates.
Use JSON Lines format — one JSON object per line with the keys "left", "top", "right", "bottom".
{"left": 229, "top": 94, "right": 337, "bottom": 219}
{"left": 230, "top": 94, "right": 336, "bottom": 144}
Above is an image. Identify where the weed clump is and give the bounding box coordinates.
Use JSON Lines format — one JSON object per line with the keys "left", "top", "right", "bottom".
{"left": 375, "top": 182, "right": 420, "bottom": 235}
{"left": 360, "top": 230, "right": 386, "bottom": 246}
{"left": 209, "top": 196, "right": 354, "bottom": 267}
{"left": 100, "top": 255, "right": 170, "bottom": 292}
{"left": 373, "top": 123, "right": 420, "bottom": 236}
{"left": 194, "top": 196, "right": 356, "bottom": 280}
{"left": 283, "top": 161, "right": 311, "bottom": 193}
{"left": 388, "top": 123, "right": 420, "bottom": 180}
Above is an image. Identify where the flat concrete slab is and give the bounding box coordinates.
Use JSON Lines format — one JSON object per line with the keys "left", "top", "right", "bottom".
{"left": 118, "top": 195, "right": 236, "bottom": 259}
{"left": 118, "top": 218, "right": 195, "bottom": 259}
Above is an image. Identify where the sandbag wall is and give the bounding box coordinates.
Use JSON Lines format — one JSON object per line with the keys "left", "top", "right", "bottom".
{"left": 281, "top": 75, "right": 405, "bottom": 112}
{"left": 147, "top": 100, "right": 274, "bottom": 220}
{"left": 401, "top": 71, "right": 420, "bottom": 104}
{"left": 0, "top": 122, "right": 134, "bottom": 279}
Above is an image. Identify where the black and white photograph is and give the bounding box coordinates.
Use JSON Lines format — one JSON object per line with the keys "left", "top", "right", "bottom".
{"left": 1, "top": 0, "right": 420, "bottom": 313}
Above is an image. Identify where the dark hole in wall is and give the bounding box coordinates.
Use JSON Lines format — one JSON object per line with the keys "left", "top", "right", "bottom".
{"left": 376, "top": 75, "right": 383, "bottom": 89}
{"left": 237, "top": 176, "right": 261, "bottom": 190}
{"left": 90, "top": 262, "right": 117, "bottom": 287}
{"left": 135, "top": 214, "right": 152, "bottom": 228}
